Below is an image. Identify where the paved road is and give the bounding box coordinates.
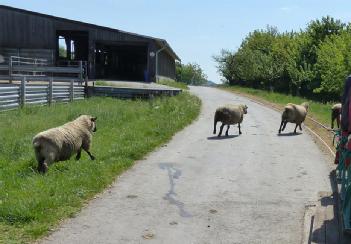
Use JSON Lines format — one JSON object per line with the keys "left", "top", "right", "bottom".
{"left": 41, "top": 87, "right": 332, "bottom": 244}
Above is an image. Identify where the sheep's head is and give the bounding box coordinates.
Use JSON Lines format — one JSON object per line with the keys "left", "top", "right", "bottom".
{"left": 77, "top": 115, "right": 97, "bottom": 132}
{"left": 90, "top": 116, "right": 97, "bottom": 132}
{"left": 241, "top": 104, "right": 248, "bottom": 114}
{"left": 301, "top": 102, "right": 309, "bottom": 112}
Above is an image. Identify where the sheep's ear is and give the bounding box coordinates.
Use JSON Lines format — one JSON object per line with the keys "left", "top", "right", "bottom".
{"left": 91, "top": 117, "right": 97, "bottom": 122}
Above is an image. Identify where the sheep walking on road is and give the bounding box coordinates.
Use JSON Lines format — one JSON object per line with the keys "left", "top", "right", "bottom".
{"left": 32, "top": 115, "right": 97, "bottom": 173}
{"left": 213, "top": 104, "right": 248, "bottom": 137}
{"left": 278, "top": 102, "right": 309, "bottom": 134}
{"left": 331, "top": 103, "right": 342, "bottom": 129}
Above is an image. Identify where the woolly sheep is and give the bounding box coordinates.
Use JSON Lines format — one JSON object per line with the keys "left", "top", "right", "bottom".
{"left": 331, "top": 103, "right": 342, "bottom": 129}
{"left": 213, "top": 104, "right": 248, "bottom": 137}
{"left": 278, "top": 102, "right": 309, "bottom": 134}
{"left": 32, "top": 115, "right": 97, "bottom": 173}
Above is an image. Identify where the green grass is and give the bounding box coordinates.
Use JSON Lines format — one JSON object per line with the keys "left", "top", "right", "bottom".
{"left": 94, "top": 80, "right": 109, "bottom": 86}
{"left": 157, "top": 79, "right": 189, "bottom": 90}
{"left": 0, "top": 93, "right": 201, "bottom": 243}
{"left": 222, "top": 85, "right": 335, "bottom": 126}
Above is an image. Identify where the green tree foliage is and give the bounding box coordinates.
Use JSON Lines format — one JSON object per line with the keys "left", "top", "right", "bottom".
{"left": 176, "top": 62, "right": 208, "bottom": 85}
{"left": 214, "top": 16, "right": 351, "bottom": 101}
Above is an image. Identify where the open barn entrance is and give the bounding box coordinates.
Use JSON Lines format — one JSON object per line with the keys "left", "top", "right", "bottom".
{"left": 56, "top": 31, "right": 89, "bottom": 64}
{"left": 95, "top": 43, "right": 148, "bottom": 81}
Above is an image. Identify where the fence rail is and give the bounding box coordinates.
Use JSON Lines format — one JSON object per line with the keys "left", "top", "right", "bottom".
{"left": 0, "top": 56, "right": 87, "bottom": 85}
{"left": 0, "top": 77, "right": 85, "bottom": 111}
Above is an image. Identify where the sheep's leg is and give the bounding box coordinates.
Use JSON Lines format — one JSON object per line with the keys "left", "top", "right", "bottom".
{"left": 75, "top": 148, "right": 82, "bottom": 160}
{"left": 337, "top": 115, "right": 340, "bottom": 128}
{"left": 282, "top": 121, "right": 288, "bottom": 131}
{"left": 213, "top": 119, "right": 217, "bottom": 134}
{"left": 238, "top": 123, "right": 242, "bottom": 135}
{"left": 225, "top": 125, "right": 230, "bottom": 136}
{"left": 82, "top": 141, "right": 95, "bottom": 160}
{"left": 278, "top": 120, "right": 284, "bottom": 134}
{"left": 38, "top": 159, "right": 49, "bottom": 174}
{"left": 218, "top": 123, "right": 225, "bottom": 137}
{"left": 37, "top": 159, "right": 44, "bottom": 173}
{"left": 85, "top": 150, "right": 95, "bottom": 160}
{"left": 299, "top": 124, "right": 302, "bottom": 131}
{"left": 331, "top": 114, "right": 335, "bottom": 129}
{"left": 294, "top": 124, "right": 298, "bottom": 134}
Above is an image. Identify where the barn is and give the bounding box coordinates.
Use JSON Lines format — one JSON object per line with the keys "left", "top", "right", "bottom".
{"left": 0, "top": 5, "right": 180, "bottom": 82}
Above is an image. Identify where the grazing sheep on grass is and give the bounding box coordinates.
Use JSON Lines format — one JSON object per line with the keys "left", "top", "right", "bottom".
{"left": 278, "top": 102, "right": 309, "bottom": 134}
{"left": 32, "top": 115, "right": 97, "bottom": 173}
{"left": 331, "top": 103, "right": 342, "bottom": 129}
{"left": 213, "top": 104, "right": 248, "bottom": 137}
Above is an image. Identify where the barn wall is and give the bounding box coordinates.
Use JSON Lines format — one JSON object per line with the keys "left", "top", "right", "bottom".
{"left": 0, "top": 5, "right": 178, "bottom": 81}
{"left": 157, "top": 50, "right": 176, "bottom": 80}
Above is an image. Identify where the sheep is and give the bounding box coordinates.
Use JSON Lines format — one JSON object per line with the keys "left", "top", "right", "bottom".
{"left": 278, "top": 102, "right": 309, "bottom": 134}
{"left": 0, "top": 55, "right": 4, "bottom": 63}
{"left": 213, "top": 104, "right": 248, "bottom": 137}
{"left": 32, "top": 115, "right": 97, "bottom": 173}
{"left": 331, "top": 103, "right": 342, "bottom": 129}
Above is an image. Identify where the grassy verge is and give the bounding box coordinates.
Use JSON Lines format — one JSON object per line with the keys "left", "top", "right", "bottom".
{"left": 221, "top": 85, "right": 334, "bottom": 126}
{"left": 94, "top": 80, "right": 109, "bottom": 86}
{"left": 0, "top": 93, "right": 201, "bottom": 243}
{"left": 157, "top": 79, "right": 189, "bottom": 90}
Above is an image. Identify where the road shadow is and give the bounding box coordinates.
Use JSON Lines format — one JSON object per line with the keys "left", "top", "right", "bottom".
{"left": 277, "top": 132, "right": 302, "bottom": 137}
{"left": 207, "top": 135, "right": 238, "bottom": 140}
{"left": 309, "top": 170, "right": 351, "bottom": 243}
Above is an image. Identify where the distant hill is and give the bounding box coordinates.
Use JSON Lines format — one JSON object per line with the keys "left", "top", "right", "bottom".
{"left": 206, "top": 80, "right": 217, "bottom": 87}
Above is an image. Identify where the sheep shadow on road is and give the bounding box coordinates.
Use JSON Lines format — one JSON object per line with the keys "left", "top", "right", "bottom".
{"left": 207, "top": 135, "right": 239, "bottom": 140}
{"left": 277, "top": 132, "right": 302, "bottom": 137}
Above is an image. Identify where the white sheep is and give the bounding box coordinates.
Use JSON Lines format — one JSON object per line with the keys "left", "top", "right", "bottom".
{"left": 213, "top": 104, "right": 248, "bottom": 137}
{"left": 32, "top": 115, "right": 97, "bottom": 173}
{"left": 331, "top": 103, "right": 342, "bottom": 129}
{"left": 278, "top": 102, "right": 309, "bottom": 134}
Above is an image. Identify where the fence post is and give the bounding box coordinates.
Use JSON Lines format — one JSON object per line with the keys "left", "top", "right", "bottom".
{"left": 9, "top": 57, "right": 13, "bottom": 84}
{"left": 79, "top": 61, "right": 83, "bottom": 85}
{"left": 48, "top": 77, "right": 53, "bottom": 105}
{"left": 20, "top": 76, "right": 26, "bottom": 107}
{"left": 70, "top": 80, "right": 74, "bottom": 102}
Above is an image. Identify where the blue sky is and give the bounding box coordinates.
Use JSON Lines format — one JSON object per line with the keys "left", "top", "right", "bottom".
{"left": 1, "top": 0, "right": 350, "bottom": 83}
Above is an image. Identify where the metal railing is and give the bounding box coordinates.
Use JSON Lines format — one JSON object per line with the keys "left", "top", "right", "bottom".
{"left": 0, "top": 56, "right": 87, "bottom": 85}
{"left": 10, "top": 56, "right": 48, "bottom": 78}
{"left": 0, "top": 77, "right": 85, "bottom": 111}
{"left": 334, "top": 131, "right": 351, "bottom": 232}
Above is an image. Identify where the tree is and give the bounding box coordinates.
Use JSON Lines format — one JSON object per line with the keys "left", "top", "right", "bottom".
{"left": 176, "top": 62, "right": 208, "bottom": 85}
{"left": 314, "top": 32, "right": 351, "bottom": 97}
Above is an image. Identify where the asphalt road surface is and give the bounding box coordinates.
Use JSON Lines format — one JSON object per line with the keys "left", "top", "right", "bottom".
{"left": 41, "top": 86, "right": 332, "bottom": 244}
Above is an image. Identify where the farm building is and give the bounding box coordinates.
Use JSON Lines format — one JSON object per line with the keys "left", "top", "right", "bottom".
{"left": 0, "top": 5, "right": 180, "bottom": 82}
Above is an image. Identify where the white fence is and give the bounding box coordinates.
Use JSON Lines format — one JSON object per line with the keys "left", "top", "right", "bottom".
{"left": 0, "top": 77, "right": 85, "bottom": 111}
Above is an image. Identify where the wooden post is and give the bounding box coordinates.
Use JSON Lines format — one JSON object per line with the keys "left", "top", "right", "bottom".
{"left": 70, "top": 80, "right": 74, "bottom": 102}
{"left": 20, "top": 76, "right": 26, "bottom": 107}
{"left": 9, "top": 58, "right": 13, "bottom": 84}
{"left": 84, "top": 73, "right": 88, "bottom": 98}
{"left": 48, "top": 77, "right": 53, "bottom": 105}
{"left": 79, "top": 61, "right": 83, "bottom": 85}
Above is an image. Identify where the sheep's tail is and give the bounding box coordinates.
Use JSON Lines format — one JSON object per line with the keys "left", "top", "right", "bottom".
{"left": 213, "top": 112, "right": 218, "bottom": 134}
{"left": 32, "top": 138, "right": 42, "bottom": 153}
